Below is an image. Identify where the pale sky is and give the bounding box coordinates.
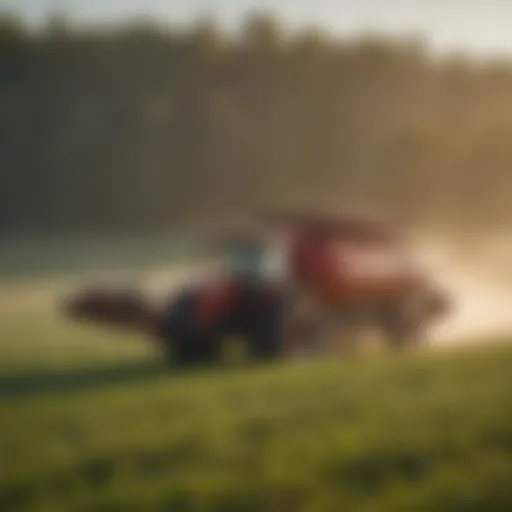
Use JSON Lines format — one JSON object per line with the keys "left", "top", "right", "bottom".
{"left": 3, "top": 0, "right": 512, "bottom": 57}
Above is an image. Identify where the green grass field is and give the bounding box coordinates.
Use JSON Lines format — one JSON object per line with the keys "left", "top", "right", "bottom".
{"left": 2, "top": 310, "right": 512, "bottom": 512}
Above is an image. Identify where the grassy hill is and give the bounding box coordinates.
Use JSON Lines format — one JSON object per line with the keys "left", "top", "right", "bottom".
{"left": 1, "top": 313, "right": 512, "bottom": 511}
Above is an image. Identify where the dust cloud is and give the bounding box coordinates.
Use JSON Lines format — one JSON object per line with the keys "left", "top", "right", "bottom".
{"left": 415, "top": 234, "right": 512, "bottom": 345}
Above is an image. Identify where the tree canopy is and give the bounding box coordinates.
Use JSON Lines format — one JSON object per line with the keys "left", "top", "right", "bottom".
{"left": 1, "top": 12, "right": 512, "bottom": 235}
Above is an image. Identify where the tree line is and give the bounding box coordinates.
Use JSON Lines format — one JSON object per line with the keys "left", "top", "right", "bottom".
{"left": 2, "top": 11, "right": 512, "bottom": 235}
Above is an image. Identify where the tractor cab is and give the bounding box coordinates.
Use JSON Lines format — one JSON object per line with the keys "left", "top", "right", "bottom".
{"left": 220, "top": 231, "right": 287, "bottom": 283}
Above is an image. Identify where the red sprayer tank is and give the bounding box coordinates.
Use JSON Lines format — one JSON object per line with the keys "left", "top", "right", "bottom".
{"left": 279, "top": 213, "right": 427, "bottom": 306}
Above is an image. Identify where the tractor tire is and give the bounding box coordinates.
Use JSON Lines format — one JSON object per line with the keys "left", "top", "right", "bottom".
{"left": 161, "top": 291, "right": 216, "bottom": 367}
{"left": 244, "top": 301, "right": 284, "bottom": 361}
{"left": 378, "top": 299, "right": 426, "bottom": 350}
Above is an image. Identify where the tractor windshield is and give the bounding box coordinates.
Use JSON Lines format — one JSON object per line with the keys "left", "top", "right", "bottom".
{"left": 224, "top": 236, "right": 285, "bottom": 281}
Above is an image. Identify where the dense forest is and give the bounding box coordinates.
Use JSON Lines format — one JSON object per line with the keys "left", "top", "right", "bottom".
{"left": 2, "top": 10, "right": 512, "bottom": 235}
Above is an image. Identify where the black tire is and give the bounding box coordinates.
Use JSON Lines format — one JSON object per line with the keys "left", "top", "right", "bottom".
{"left": 378, "top": 301, "right": 425, "bottom": 350}
{"left": 172, "top": 330, "right": 217, "bottom": 367}
{"left": 244, "top": 299, "right": 284, "bottom": 361}
{"left": 161, "top": 290, "right": 217, "bottom": 367}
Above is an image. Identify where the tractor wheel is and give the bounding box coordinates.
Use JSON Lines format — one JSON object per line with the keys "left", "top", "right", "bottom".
{"left": 244, "top": 302, "right": 284, "bottom": 361}
{"left": 166, "top": 328, "right": 217, "bottom": 367}
{"left": 378, "top": 300, "right": 426, "bottom": 350}
{"left": 161, "top": 291, "right": 217, "bottom": 367}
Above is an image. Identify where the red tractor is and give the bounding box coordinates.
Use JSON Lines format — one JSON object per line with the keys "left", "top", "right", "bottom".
{"left": 62, "top": 211, "right": 452, "bottom": 366}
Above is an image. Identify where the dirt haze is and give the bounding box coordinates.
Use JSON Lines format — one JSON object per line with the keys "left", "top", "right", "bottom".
{"left": 414, "top": 235, "right": 512, "bottom": 344}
